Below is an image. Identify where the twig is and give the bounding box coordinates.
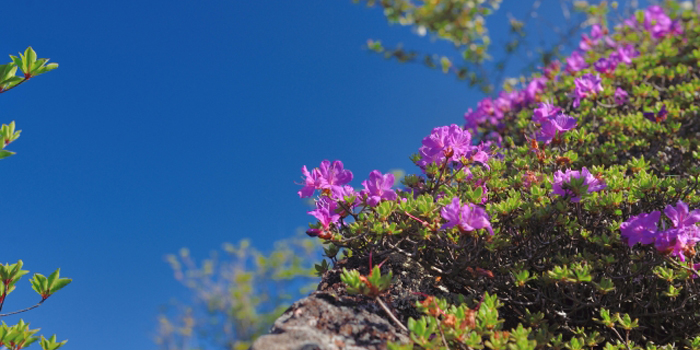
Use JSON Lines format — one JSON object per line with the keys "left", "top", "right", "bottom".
{"left": 375, "top": 297, "right": 408, "bottom": 332}
{"left": 0, "top": 299, "right": 46, "bottom": 317}
{"left": 0, "top": 78, "right": 29, "bottom": 94}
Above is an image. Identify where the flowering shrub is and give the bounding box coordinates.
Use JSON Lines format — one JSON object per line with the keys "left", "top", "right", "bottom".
{"left": 298, "top": 2, "right": 700, "bottom": 349}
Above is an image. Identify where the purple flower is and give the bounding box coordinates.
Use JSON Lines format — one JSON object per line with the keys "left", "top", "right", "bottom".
{"left": 525, "top": 77, "right": 547, "bottom": 104}
{"left": 620, "top": 211, "right": 661, "bottom": 247}
{"left": 494, "top": 91, "right": 513, "bottom": 115}
{"left": 468, "top": 142, "right": 492, "bottom": 166}
{"left": 295, "top": 160, "right": 354, "bottom": 198}
{"left": 506, "top": 90, "right": 527, "bottom": 110}
{"left": 614, "top": 88, "right": 629, "bottom": 105}
{"left": 594, "top": 57, "right": 618, "bottom": 75}
{"left": 418, "top": 124, "right": 473, "bottom": 168}
{"left": 298, "top": 165, "right": 322, "bottom": 198}
{"left": 532, "top": 102, "right": 561, "bottom": 124}
{"left": 644, "top": 104, "right": 668, "bottom": 123}
{"left": 464, "top": 108, "right": 486, "bottom": 132}
{"left": 624, "top": 16, "right": 637, "bottom": 28}
{"left": 317, "top": 160, "right": 353, "bottom": 190}
{"left": 621, "top": 201, "right": 700, "bottom": 262}
{"left": 664, "top": 200, "right": 700, "bottom": 228}
{"left": 331, "top": 185, "right": 359, "bottom": 206}
{"left": 308, "top": 197, "right": 340, "bottom": 231}
{"left": 644, "top": 5, "right": 679, "bottom": 38}
{"left": 654, "top": 225, "right": 700, "bottom": 262}
{"left": 476, "top": 97, "right": 503, "bottom": 126}
{"left": 536, "top": 113, "right": 578, "bottom": 144}
{"left": 573, "top": 73, "right": 603, "bottom": 108}
{"left": 566, "top": 51, "right": 588, "bottom": 73}
{"left": 609, "top": 45, "right": 639, "bottom": 65}
{"left": 552, "top": 167, "right": 606, "bottom": 202}
{"left": 361, "top": 170, "right": 398, "bottom": 207}
{"left": 440, "top": 197, "right": 493, "bottom": 234}
{"left": 579, "top": 24, "right": 605, "bottom": 51}
{"left": 484, "top": 131, "right": 503, "bottom": 148}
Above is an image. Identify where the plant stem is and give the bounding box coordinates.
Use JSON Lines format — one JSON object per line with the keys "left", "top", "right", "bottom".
{"left": 375, "top": 296, "right": 408, "bottom": 332}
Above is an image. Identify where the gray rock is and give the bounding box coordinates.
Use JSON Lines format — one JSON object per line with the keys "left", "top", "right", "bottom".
{"left": 249, "top": 292, "right": 409, "bottom": 350}
{"left": 249, "top": 253, "right": 449, "bottom": 350}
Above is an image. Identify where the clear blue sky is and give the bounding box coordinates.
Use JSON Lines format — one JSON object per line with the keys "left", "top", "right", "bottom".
{"left": 0, "top": 0, "right": 642, "bottom": 349}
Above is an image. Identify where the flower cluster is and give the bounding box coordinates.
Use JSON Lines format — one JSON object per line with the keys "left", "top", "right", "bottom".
{"left": 531, "top": 101, "right": 577, "bottom": 144}
{"left": 643, "top": 5, "right": 683, "bottom": 38}
{"left": 440, "top": 197, "right": 493, "bottom": 234}
{"left": 551, "top": 167, "right": 606, "bottom": 202}
{"left": 614, "top": 88, "right": 629, "bottom": 105}
{"left": 417, "top": 124, "right": 490, "bottom": 169}
{"left": 297, "top": 160, "right": 353, "bottom": 198}
{"left": 298, "top": 160, "right": 404, "bottom": 237}
{"left": 621, "top": 201, "right": 700, "bottom": 261}
{"left": 572, "top": 73, "right": 603, "bottom": 108}
{"left": 534, "top": 108, "right": 577, "bottom": 144}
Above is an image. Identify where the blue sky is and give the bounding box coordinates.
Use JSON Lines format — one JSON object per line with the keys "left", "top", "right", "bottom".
{"left": 0, "top": 0, "right": 639, "bottom": 349}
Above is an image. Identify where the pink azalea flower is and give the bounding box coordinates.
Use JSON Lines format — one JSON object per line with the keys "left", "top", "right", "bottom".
{"left": 573, "top": 73, "right": 603, "bottom": 108}
{"left": 614, "top": 88, "right": 629, "bottom": 105}
{"left": 361, "top": 170, "right": 398, "bottom": 207}
{"left": 532, "top": 102, "right": 561, "bottom": 124}
{"left": 536, "top": 113, "right": 577, "bottom": 144}
{"left": 551, "top": 167, "right": 606, "bottom": 202}
{"left": 440, "top": 197, "right": 493, "bottom": 234}
{"left": 620, "top": 211, "right": 661, "bottom": 247}
{"left": 566, "top": 51, "right": 588, "bottom": 73}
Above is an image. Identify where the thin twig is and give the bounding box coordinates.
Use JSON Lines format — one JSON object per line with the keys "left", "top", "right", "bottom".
{"left": 0, "top": 299, "right": 46, "bottom": 317}
{"left": 375, "top": 297, "right": 408, "bottom": 332}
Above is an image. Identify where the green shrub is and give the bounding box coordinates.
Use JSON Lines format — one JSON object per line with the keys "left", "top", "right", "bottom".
{"left": 300, "top": 2, "right": 700, "bottom": 349}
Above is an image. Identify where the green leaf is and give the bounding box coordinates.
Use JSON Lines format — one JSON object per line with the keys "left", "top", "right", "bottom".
{"left": 0, "top": 150, "right": 16, "bottom": 159}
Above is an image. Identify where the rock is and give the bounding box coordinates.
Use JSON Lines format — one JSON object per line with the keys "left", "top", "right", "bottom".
{"left": 249, "top": 292, "right": 408, "bottom": 350}
{"left": 250, "top": 253, "right": 451, "bottom": 350}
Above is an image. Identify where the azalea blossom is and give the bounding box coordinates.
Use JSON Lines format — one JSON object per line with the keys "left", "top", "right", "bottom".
{"left": 620, "top": 201, "right": 700, "bottom": 262}
{"left": 532, "top": 102, "right": 561, "bottom": 124}
{"left": 643, "top": 5, "right": 682, "bottom": 38}
{"left": 620, "top": 211, "right": 661, "bottom": 247}
{"left": 594, "top": 57, "right": 617, "bottom": 75}
{"left": 308, "top": 197, "right": 340, "bottom": 231}
{"left": 552, "top": 167, "right": 606, "bottom": 202}
{"left": 573, "top": 73, "right": 603, "bottom": 108}
{"left": 579, "top": 24, "right": 605, "bottom": 51}
{"left": 417, "top": 124, "right": 473, "bottom": 168}
{"left": 298, "top": 165, "right": 322, "bottom": 198}
{"left": 361, "top": 170, "right": 398, "bottom": 207}
{"left": 440, "top": 197, "right": 493, "bottom": 234}
{"left": 536, "top": 113, "right": 577, "bottom": 144}
{"left": 566, "top": 51, "right": 588, "bottom": 73}
{"left": 614, "top": 88, "right": 629, "bottom": 105}
{"left": 609, "top": 45, "right": 639, "bottom": 65}
{"left": 664, "top": 200, "right": 700, "bottom": 228}
{"left": 297, "top": 160, "right": 354, "bottom": 198}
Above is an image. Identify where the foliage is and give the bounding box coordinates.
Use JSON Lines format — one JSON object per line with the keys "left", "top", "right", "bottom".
{"left": 0, "top": 47, "right": 69, "bottom": 350}
{"left": 299, "top": 1, "right": 700, "bottom": 348}
{"left": 155, "top": 236, "right": 320, "bottom": 350}
{"left": 356, "top": 0, "right": 643, "bottom": 93}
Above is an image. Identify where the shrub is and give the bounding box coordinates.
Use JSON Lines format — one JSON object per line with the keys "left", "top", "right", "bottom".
{"left": 299, "top": 2, "right": 700, "bottom": 349}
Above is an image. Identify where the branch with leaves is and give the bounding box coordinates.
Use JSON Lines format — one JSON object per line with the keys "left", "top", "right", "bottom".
{"left": 0, "top": 47, "right": 70, "bottom": 350}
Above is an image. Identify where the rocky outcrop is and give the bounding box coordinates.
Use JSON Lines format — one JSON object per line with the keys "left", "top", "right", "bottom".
{"left": 250, "top": 253, "right": 452, "bottom": 350}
